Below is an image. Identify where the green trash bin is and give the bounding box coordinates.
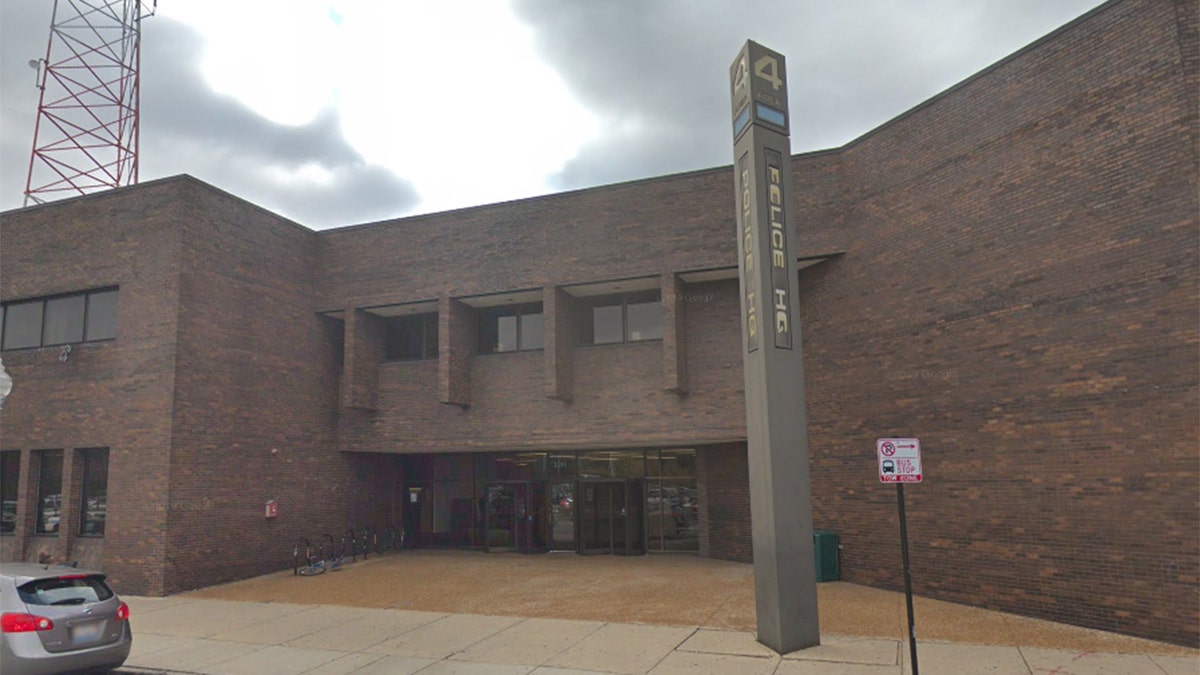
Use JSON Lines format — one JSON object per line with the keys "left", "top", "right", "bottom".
{"left": 813, "top": 530, "right": 840, "bottom": 582}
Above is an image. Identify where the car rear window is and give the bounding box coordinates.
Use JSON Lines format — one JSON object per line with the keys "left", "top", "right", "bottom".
{"left": 17, "top": 576, "right": 113, "bottom": 606}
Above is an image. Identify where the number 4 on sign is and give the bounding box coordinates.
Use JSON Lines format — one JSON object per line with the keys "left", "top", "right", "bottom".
{"left": 754, "top": 55, "right": 782, "bottom": 90}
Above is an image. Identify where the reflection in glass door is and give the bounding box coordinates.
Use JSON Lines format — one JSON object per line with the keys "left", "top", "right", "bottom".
{"left": 581, "top": 481, "right": 618, "bottom": 553}
{"left": 486, "top": 484, "right": 516, "bottom": 551}
{"left": 626, "top": 479, "right": 645, "bottom": 555}
{"left": 550, "top": 482, "right": 575, "bottom": 550}
{"left": 580, "top": 480, "right": 644, "bottom": 555}
{"left": 488, "top": 482, "right": 548, "bottom": 553}
{"left": 516, "top": 482, "right": 547, "bottom": 553}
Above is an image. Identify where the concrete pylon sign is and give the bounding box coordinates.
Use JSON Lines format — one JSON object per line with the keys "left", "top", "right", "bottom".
{"left": 729, "top": 40, "right": 820, "bottom": 654}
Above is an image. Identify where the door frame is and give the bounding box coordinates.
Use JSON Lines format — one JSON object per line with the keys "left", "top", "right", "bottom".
{"left": 485, "top": 481, "right": 548, "bottom": 553}
{"left": 577, "top": 479, "right": 644, "bottom": 555}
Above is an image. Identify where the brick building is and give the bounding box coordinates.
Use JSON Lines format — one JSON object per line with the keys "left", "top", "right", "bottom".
{"left": 1, "top": 0, "right": 1195, "bottom": 646}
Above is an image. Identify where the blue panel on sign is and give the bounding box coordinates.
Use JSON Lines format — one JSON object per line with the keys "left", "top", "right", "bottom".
{"left": 733, "top": 106, "right": 751, "bottom": 137}
{"left": 755, "top": 102, "right": 786, "bottom": 127}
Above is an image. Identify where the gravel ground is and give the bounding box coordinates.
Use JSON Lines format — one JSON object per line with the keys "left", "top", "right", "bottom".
{"left": 185, "top": 549, "right": 1196, "bottom": 657}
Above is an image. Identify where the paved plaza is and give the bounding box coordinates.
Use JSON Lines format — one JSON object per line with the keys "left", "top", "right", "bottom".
{"left": 108, "top": 550, "right": 1197, "bottom": 674}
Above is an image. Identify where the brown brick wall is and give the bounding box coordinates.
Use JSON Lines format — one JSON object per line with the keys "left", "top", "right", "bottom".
{"left": 697, "top": 443, "right": 752, "bottom": 563}
{"left": 542, "top": 286, "right": 576, "bottom": 401}
{"left": 359, "top": 279, "right": 743, "bottom": 453}
{"left": 0, "top": 183, "right": 183, "bottom": 594}
{"left": 315, "top": 164, "right": 843, "bottom": 312}
{"left": 439, "top": 296, "right": 473, "bottom": 406}
{"left": 342, "top": 309, "right": 385, "bottom": 411}
{"left": 661, "top": 274, "right": 688, "bottom": 395}
{"left": 801, "top": 0, "right": 1198, "bottom": 645}
{"left": 163, "top": 181, "right": 357, "bottom": 593}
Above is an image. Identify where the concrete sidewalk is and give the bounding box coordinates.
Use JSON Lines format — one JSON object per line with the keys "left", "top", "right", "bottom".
{"left": 117, "top": 596, "right": 1198, "bottom": 675}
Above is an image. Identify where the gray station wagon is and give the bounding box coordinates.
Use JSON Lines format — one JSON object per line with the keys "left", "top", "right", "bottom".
{"left": 1, "top": 563, "right": 131, "bottom": 675}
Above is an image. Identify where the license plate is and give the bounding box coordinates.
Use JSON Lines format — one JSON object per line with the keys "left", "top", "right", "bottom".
{"left": 71, "top": 621, "right": 103, "bottom": 644}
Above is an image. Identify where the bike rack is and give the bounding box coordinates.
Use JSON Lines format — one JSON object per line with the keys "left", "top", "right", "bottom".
{"left": 376, "top": 523, "right": 395, "bottom": 553}
{"left": 345, "top": 528, "right": 357, "bottom": 562}
{"left": 293, "top": 522, "right": 406, "bottom": 579}
{"left": 359, "top": 526, "right": 372, "bottom": 561}
{"left": 321, "top": 533, "right": 336, "bottom": 564}
{"left": 292, "top": 537, "right": 311, "bottom": 576}
{"left": 376, "top": 523, "right": 404, "bottom": 553}
{"left": 298, "top": 540, "right": 327, "bottom": 576}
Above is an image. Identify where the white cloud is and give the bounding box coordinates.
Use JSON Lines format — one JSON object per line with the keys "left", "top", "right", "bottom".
{"left": 160, "top": 0, "right": 598, "bottom": 214}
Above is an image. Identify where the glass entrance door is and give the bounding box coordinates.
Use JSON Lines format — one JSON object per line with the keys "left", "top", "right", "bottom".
{"left": 580, "top": 480, "right": 644, "bottom": 555}
{"left": 486, "top": 484, "right": 517, "bottom": 551}
{"left": 487, "top": 482, "right": 548, "bottom": 553}
{"left": 549, "top": 482, "right": 576, "bottom": 551}
{"left": 625, "top": 479, "right": 645, "bottom": 556}
{"left": 515, "top": 482, "right": 547, "bottom": 553}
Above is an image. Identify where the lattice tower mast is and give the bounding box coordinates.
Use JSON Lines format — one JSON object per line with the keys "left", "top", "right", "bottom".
{"left": 23, "top": 0, "right": 157, "bottom": 206}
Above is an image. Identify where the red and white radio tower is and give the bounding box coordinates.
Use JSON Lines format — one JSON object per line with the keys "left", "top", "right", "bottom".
{"left": 23, "top": 0, "right": 157, "bottom": 206}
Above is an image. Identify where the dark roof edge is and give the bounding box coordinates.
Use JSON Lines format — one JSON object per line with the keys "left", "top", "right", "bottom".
{"left": 0, "top": 174, "right": 192, "bottom": 219}
{"left": 322, "top": 146, "right": 843, "bottom": 236}
{"left": 1, "top": 174, "right": 314, "bottom": 235}
{"left": 839, "top": 0, "right": 1120, "bottom": 152}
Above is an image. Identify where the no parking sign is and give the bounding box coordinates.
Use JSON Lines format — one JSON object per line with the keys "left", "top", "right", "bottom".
{"left": 877, "top": 438, "right": 922, "bottom": 483}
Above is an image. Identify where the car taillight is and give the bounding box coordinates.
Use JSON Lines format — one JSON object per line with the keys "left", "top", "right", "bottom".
{"left": 1, "top": 613, "right": 54, "bottom": 633}
{"left": 115, "top": 601, "right": 129, "bottom": 621}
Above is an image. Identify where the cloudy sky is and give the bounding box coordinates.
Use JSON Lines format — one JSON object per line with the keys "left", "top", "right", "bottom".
{"left": 1, "top": 0, "right": 1104, "bottom": 230}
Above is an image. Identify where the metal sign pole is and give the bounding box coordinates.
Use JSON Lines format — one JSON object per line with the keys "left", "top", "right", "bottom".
{"left": 897, "top": 483, "right": 919, "bottom": 675}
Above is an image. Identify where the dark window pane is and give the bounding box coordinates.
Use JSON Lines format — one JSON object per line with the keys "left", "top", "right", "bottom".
{"left": 485, "top": 452, "right": 546, "bottom": 481}
{"left": 43, "top": 295, "right": 85, "bottom": 346}
{"left": 36, "top": 450, "right": 63, "bottom": 535}
{"left": 547, "top": 453, "right": 576, "bottom": 479}
{"left": 423, "top": 314, "right": 439, "bottom": 358}
{"left": 1, "top": 451, "right": 19, "bottom": 534}
{"left": 3, "top": 301, "right": 43, "bottom": 350}
{"left": 79, "top": 448, "right": 108, "bottom": 536}
{"left": 626, "top": 292, "right": 662, "bottom": 342}
{"left": 578, "top": 304, "right": 593, "bottom": 345}
{"left": 478, "top": 313, "right": 496, "bottom": 353}
{"left": 478, "top": 307, "right": 518, "bottom": 354}
{"left": 519, "top": 309, "right": 543, "bottom": 350}
{"left": 385, "top": 315, "right": 425, "bottom": 360}
{"left": 579, "top": 450, "right": 644, "bottom": 479}
{"left": 591, "top": 304, "right": 623, "bottom": 344}
{"left": 85, "top": 290, "right": 118, "bottom": 341}
{"left": 658, "top": 449, "right": 696, "bottom": 477}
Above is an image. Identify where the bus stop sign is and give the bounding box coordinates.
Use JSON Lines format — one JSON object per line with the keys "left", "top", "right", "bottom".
{"left": 877, "top": 438, "right": 922, "bottom": 483}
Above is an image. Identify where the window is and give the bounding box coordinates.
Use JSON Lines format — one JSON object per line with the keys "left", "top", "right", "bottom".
{"left": 36, "top": 450, "right": 63, "bottom": 535}
{"left": 478, "top": 303, "right": 543, "bottom": 353}
{"left": 2, "top": 301, "right": 43, "bottom": 350}
{"left": 79, "top": 448, "right": 108, "bottom": 536}
{"left": 384, "top": 313, "right": 438, "bottom": 360}
{"left": 1, "top": 451, "right": 19, "bottom": 534}
{"left": 579, "top": 291, "right": 662, "bottom": 345}
{"left": 645, "top": 449, "right": 698, "bottom": 552}
{"left": 43, "top": 295, "right": 86, "bottom": 346}
{"left": 85, "top": 289, "right": 118, "bottom": 341}
{"left": 18, "top": 575, "right": 113, "bottom": 606}
{"left": 1, "top": 288, "right": 117, "bottom": 351}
